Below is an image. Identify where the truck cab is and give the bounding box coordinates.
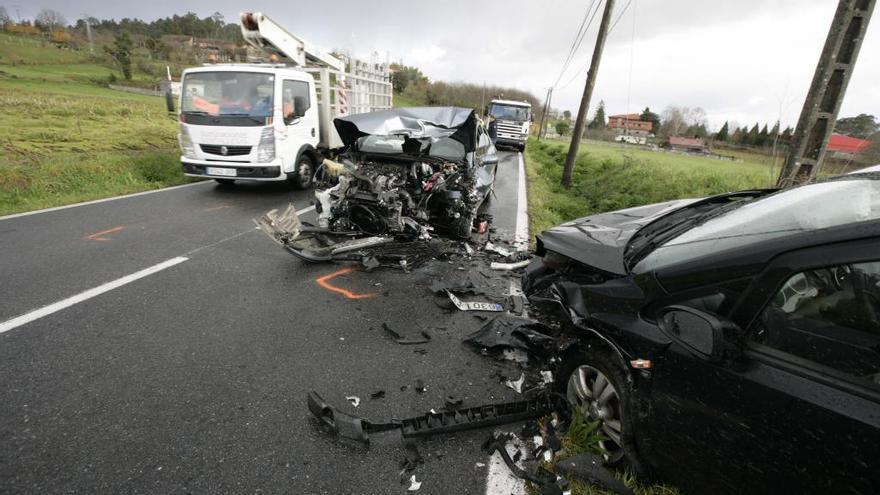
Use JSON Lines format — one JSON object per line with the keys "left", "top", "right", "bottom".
{"left": 488, "top": 99, "right": 532, "bottom": 151}
{"left": 178, "top": 65, "right": 320, "bottom": 187}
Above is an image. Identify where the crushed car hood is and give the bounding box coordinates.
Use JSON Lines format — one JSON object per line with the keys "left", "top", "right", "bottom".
{"left": 333, "top": 106, "right": 478, "bottom": 152}
{"left": 536, "top": 199, "right": 701, "bottom": 275}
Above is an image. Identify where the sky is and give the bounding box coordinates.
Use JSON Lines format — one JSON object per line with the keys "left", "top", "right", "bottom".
{"left": 12, "top": 0, "right": 879, "bottom": 130}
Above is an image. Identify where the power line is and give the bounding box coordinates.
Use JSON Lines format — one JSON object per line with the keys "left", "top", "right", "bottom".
{"left": 609, "top": 0, "right": 633, "bottom": 33}
{"left": 551, "top": 0, "right": 600, "bottom": 88}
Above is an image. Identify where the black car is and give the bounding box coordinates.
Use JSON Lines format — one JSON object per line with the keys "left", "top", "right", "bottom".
{"left": 523, "top": 167, "right": 880, "bottom": 494}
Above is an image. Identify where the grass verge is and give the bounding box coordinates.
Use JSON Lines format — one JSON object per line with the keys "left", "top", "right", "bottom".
{"left": 524, "top": 138, "right": 770, "bottom": 237}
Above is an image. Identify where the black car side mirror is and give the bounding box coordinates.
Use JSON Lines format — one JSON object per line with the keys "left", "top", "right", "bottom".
{"left": 658, "top": 306, "right": 739, "bottom": 362}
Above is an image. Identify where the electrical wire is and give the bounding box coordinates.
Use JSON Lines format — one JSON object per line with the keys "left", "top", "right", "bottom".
{"left": 609, "top": 0, "right": 633, "bottom": 34}
{"left": 551, "top": 0, "right": 601, "bottom": 89}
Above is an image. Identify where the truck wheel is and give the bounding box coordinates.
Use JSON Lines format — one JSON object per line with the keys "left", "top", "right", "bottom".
{"left": 289, "top": 155, "right": 315, "bottom": 190}
{"left": 214, "top": 179, "right": 235, "bottom": 186}
{"left": 519, "top": 143, "right": 526, "bottom": 152}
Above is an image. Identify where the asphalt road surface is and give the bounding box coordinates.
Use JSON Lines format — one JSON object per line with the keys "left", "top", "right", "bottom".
{"left": 0, "top": 151, "right": 530, "bottom": 494}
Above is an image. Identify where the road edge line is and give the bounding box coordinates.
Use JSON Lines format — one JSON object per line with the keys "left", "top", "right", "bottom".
{"left": 514, "top": 152, "right": 530, "bottom": 251}
{"left": 0, "top": 181, "right": 212, "bottom": 222}
{"left": 0, "top": 257, "right": 189, "bottom": 334}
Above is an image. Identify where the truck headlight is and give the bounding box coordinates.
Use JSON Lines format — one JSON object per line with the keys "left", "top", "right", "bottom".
{"left": 178, "top": 124, "right": 197, "bottom": 159}
{"left": 256, "top": 127, "right": 276, "bottom": 163}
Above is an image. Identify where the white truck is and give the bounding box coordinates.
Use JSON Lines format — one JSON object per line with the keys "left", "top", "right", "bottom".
{"left": 487, "top": 99, "right": 532, "bottom": 151}
{"left": 175, "top": 12, "right": 393, "bottom": 187}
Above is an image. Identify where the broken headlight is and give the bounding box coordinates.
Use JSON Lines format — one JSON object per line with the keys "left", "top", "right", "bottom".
{"left": 256, "top": 126, "right": 276, "bottom": 163}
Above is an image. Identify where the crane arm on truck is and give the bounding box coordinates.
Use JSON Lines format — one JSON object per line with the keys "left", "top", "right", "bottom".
{"left": 239, "top": 11, "right": 344, "bottom": 72}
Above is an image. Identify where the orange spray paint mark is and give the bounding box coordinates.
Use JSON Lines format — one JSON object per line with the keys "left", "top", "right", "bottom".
{"left": 315, "top": 267, "right": 376, "bottom": 300}
{"left": 84, "top": 226, "right": 126, "bottom": 241}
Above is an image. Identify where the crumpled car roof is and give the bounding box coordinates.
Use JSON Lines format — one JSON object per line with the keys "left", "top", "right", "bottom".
{"left": 334, "top": 106, "right": 478, "bottom": 152}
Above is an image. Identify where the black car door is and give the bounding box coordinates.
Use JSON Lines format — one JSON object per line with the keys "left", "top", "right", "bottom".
{"left": 646, "top": 238, "right": 880, "bottom": 494}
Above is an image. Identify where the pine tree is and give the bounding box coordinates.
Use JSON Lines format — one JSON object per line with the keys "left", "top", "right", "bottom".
{"left": 781, "top": 126, "right": 794, "bottom": 143}
{"left": 744, "top": 123, "right": 760, "bottom": 146}
{"left": 757, "top": 124, "right": 770, "bottom": 147}
{"left": 588, "top": 100, "right": 606, "bottom": 130}
{"left": 640, "top": 106, "right": 661, "bottom": 134}
{"left": 715, "top": 121, "right": 730, "bottom": 142}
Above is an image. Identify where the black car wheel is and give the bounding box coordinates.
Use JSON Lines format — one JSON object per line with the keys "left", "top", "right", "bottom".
{"left": 558, "top": 347, "right": 645, "bottom": 471}
{"left": 214, "top": 178, "right": 235, "bottom": 186}
{"left": 289, "top": 155, "right": 314, "bottom": 190}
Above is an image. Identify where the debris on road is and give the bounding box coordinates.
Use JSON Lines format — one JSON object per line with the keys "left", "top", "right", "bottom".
{"left": 555, "top": 454, "right": 635, "bottom": 495}
{"left": 484, "top": 241, "right": 512, "bottom": 258}
{"left": 370, "top": 390, "right": 386, "bottom": 400}
{"left": 490, "top": 259, "right": 531, "bottom": 271}
{"left": 407, "top": 475, "right": 422, "bottom": 491}
{"left": 505, "top": 373, "right": 525, "bottom": 393}
{"left": 346, "top": 396, "right": 361, "bottom": 407}
{"left": 463, "top": 315, "right": 557, "bottom": 357}
{"left": 446, "top": 291, "right": 503, "bottom": 312}
{"left": 414, "top": 379, "right": 427, "bottom": 394}
{"left": 306, "top": 390, "right": 566, "bottom": 443}
{"left": 382, "top": 323, "right": 432, "bottom": 345}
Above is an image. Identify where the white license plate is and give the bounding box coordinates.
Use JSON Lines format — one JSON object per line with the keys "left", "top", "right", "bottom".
{"left": 206, "top": 167, "right": 237, "bottom": 177}
{"left": 446, "top": 291, "right": 504, "bottom": 312}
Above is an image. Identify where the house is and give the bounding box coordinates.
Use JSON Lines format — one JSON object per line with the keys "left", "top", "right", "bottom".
{"left": 826, "top": 133, "right": 871, "bottom": 159}
{"left": 608, "top": 113, "right": 653, "bottom": 136}
{"left": 666, "top": 136, "right": 708, "bottom": 153}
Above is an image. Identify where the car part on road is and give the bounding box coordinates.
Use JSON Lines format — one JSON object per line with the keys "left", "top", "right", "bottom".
{"left": 446, "top": 291, "right": 504, "bottom": 312}
{"left": 463, "top": 314, "right": 558, "bottom": 358}
{"left": 382, "top": 323, "right": 432, "bottom": 345}
{"left": 306, "top": 390, "right": 567, "bottom": 443}
{"left": 554, "top": 453, "right": 635, "bottom": 495}
{"left": 491, "top": 259, "right": 531, "bottom": 271}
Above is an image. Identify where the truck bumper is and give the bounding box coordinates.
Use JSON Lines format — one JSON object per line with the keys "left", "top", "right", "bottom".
{"left": 181, "top": 157, "right": 285, "bottom": 181}
{"left": 495, "top": 135, "right": 526, "bottom": 148}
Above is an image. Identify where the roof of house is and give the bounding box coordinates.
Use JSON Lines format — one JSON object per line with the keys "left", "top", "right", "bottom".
{"left": 827, "top": 133, "right": 871, "bottom": 153}
{"left": 668, "top": 136, "right": 706, "bottom": 147}
{"left": 608, "top": 113, "right": 643, "bottom": 120}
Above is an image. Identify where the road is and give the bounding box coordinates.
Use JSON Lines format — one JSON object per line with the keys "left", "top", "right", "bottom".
{"left": 0, "top": 151, "right": 529, "bottom": 494}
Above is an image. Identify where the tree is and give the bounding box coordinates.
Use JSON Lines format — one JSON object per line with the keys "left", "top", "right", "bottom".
{"left": 640, "top": 106, "right": 661, "bottom": 134}
{"left": 35, "top": 9, "right": 67, "bottom": 31}
{"left": 861, "top": 131, "right": 880, "bottom": 165}
{"left": 563, "top": 110, "right": 572, "bottom": 121}
{"left": 834, "top": 114, "right": 878, "bottom": 139}
{"left": 588, "top": 100, "right": 606, "bottom": 130}
{"left": 555, "top": 121, "right": 570, "bottom": 136}
{"left": 390, "top": 64, "right": 428, "bottom": 95}
{"left": 715, "top": 121, "right": 730, "bottom": 142}
{"left": 744, "top": 123, "right": 760, "bottom": 146}
{"left": 780, "top": 126, "right": 794, "bottom": 143}
{"left": 105, "top": 33, "right": 134, "bottom": 80}
{"left": 0, "top": 6, "right": 11, "bottom": 26}
{"left": 757, "top": 124, "right": 770, "bottom": 147}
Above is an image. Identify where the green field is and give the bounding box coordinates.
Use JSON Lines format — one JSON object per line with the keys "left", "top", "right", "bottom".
{"left": 525, "top": 138, "right": 771, "bottom": 237}
{"left": 0, "top": 32, "right": 186, "bottom": 216}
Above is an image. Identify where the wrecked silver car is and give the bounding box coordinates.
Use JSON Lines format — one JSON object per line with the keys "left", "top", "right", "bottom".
{"left": 257, "top": 107, "right": 499, "bottom": 262}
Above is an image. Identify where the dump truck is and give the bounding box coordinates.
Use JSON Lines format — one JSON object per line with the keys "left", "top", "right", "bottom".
{"left": 174, "top": 12, "right": 393, "bottom": 187}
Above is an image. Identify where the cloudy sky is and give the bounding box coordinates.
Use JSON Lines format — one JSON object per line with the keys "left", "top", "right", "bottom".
{"left": 16, "top": 0, "right": 879, "bottom": 130}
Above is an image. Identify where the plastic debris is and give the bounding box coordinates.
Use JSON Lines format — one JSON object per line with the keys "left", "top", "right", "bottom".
{"left": 370, "top": 390, "right": 386, "bottom": 400}
{"left": 484, "top": 242, "right": 512, "bottom": 258}
{"left": 490, "top": 260, "right": 531, "bottom": 271}
{"left": 554, "top": 453, "right": 635, "bottom": 495}
{"left": 346, "top": 396, "right": 361, "bottom": 407}
{"left": 541, "top": 371, "right": 554, "bottom": 384}
{"left": 506, "top": 373, "right": 525, "bottom": 393}
{"left": 407, "top": 475, "right": 422, "bottom": 491}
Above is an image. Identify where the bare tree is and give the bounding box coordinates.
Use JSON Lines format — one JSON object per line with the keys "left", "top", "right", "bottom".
{"left": 659, "top": 106, "right": 708, "bottom": 137}
{"left": 35, "top": 9, "right": 67, "bottom": 31}
{"left": 0, "top": 6, "right": 11, "bottom": 26}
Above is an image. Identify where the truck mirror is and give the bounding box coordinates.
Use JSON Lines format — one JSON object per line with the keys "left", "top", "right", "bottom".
{"left": 165, "top": 90, "right": 175, "bottom": 113}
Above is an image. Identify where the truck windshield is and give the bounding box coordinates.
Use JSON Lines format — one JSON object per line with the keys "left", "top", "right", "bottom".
{"left": 182, "top": 72, "right": 274, "bottom": 118}
{"left": 489, "top": 104, "right": 531, "bottom": 122}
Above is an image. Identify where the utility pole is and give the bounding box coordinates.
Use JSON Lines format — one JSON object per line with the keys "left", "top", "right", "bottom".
{"left": 776, "top": 0, "right": 875, "bottom": 187}
{"left": 538, "top": 87, "right": 553, "bottom": 141}
{"left": 561, "top": 0, "right": 615, "bottom": 189}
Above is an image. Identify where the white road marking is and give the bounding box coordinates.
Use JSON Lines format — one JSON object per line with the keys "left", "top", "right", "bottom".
{"left": 0, "top": 203, "right": 316, "bottom": 335}
{"left": 0, "top": 181, "right": 212, "bottom": 222}
{"left": 487, "top": 152, "right": 530, "bottom": 495}
{"left": 0, "top": 257, "right": 189, "bottom": 334}
{"left": 514, "top": 152, "right": 530, "bottom": 251}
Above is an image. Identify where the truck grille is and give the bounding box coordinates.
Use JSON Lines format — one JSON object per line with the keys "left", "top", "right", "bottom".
{"left": 200, "top": 144, "right": 252, "bottom": 156}
{"left": 497, "top": 121, "right": 524, "bottom": 133}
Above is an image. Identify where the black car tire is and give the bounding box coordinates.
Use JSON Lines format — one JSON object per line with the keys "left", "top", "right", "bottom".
{"left": 557, "top": 346, "right": 649, "bottom": 475}
{"left": 288, "top": 155, "right": 315, "bottom": 190}
{"left": 214, "top": 178, "right": 235, "bottom": 186}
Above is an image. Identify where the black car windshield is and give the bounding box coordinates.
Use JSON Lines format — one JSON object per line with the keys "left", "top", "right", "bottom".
{"left": 489, "top": 104, "right": 531, "bottom": 121}
{"left": 182, "top": 72, "right": 274, "bottom": 117}
{"left": 636, "top": 176, "right": 880, "bottom": 271}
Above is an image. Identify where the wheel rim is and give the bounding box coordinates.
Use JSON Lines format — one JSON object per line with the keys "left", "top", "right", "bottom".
{"left": 566, "top": 364, "right": 624, "bottom": 462}
{"left": 297, "top": 159, "right": 313, "bottom": 188}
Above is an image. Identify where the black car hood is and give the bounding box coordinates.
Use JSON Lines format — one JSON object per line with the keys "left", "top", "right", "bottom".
{"left": 537, "top": 199, "right": 701, "bottom": 275}
{"left": 334, "top": 106, "right": 478, "bottom": 152}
